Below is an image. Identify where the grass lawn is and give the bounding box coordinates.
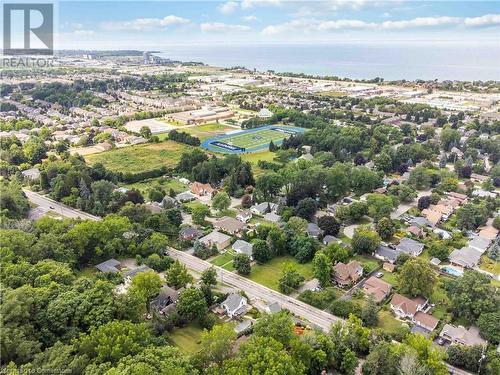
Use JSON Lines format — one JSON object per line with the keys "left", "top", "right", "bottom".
{"left": 210, "top": 251, "right": 235, "bottom": 267}
{"left": 354, "top": 255, "right": 381, "bottom": 273}
{"left": 183, "top": 200, "right": 210, "bottom": 213}
{"left": 182, "top": 123, "right": 236, "bottom": 140}
{"left": 479, "top": 255, "right": 500, "bottom": 275}
{"left": 377, "top": 310, "right": 403, "bottom": 334}
{"left": 339, "top": 234, "right": 352, "bottom": 244}
{"left": 123, "top": 177, "right": 187, "bottom": 195}
{"left": 381, "top": 272, "right": 399, "bottom": 287}
{"left": 247, "top": 256, "right": 314, "bottom": 291}
{"left": 429, "top": 277, "right": 451, "bottom": 320}
{"left": 169, "top": 323, "right": 204, "bottom": 353}
{"left": 85, "top": 140, "right": 195, "bottom": 173}
{"left": 240, "top": 150, "right": 277, "bottom": 177}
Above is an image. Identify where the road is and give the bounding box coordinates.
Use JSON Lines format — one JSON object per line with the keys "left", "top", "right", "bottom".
{"left": 23, "top": 190, "right": 101, "bottom": 221}
{"left": 167, "top": 247, "right": 344, "bottom": 331}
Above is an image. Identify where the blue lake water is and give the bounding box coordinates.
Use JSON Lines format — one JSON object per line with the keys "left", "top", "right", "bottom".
{"left": 158, "top": 42, "right": 500, "bottom": 81}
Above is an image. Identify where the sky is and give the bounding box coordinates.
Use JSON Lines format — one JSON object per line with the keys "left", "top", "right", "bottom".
{"left": 55, "top": 1, "right": 500, "bottom": 49}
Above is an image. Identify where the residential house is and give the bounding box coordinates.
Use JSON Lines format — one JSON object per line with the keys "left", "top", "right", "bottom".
{"left": 449, "top": 247, "right": 482, "bottom": 269}
{"left": 258, "top": 108, "right": 273, "bottom": 118}
{"left": 434, "top": 228, "right": 452, "bottom": 240}
{"left": 214, "top": 216, "right": 245, "bottom": 235}
{"left": 468, "top": 235, "right": 491, "bottom": 253}
{"left": 472, "top": 189, "right": 497, "bottom": 198}
{"left": 144, "top": 201, "right": 163, "bottom": 214}
{"left": 410, "top": 216, "right": 434, "bottom": 229}
{"left": 390, "top": 293, "right": 428, "bottom": 319}
{"left": 221, "top": 293, "right": 248, "bottom": 318}
{"left": 263, "top": 212, "right": 281, "bottom": 223}
{"left": 407, "top": 225, "right": 425, "bottom": 238}
{"left": 190, "top": 181, "right": 215, "bottom": 196}
{"left": 430, "top": 258, "right": 442, "bottom": 266}
{"left": 179, "top": 226, "right": 203, "bottom": 241}
{"left": 199, "top": 230, "right": 231, "bottom": 251}
{"left": 440, "top": 324, "right": 487, "bottom": 347}
{"left": 413, "top": 311, "right": 439, "bottom": 332}
{"left": 470, "top": 173, "right": 488, "bottom": 183}
{"left": 363, "top": 276, "right": 392, "bottom": 303}
{"left": 149, "top": 285, "right": 179, "bottom": 315}
{"left": 232, "top": 240, "right": 254, "bottom": 260}
{"left": 175, "top": 191, "right": 196, "bottom": 203}
{"left": 234, "top": 319, "right": 253, "bottom": 336}
{"left": 396, "top": 237, "right": 424, "bottom": 257}
{"left": 95, "top": 259, "right": 121, "bottom": 273}
{"left": 375, "top": 245, "right": 403, "bottom": 264}
{"left": 478, "top": 224, "right": 498, "bottom": 241}
{"left": 251, "top": 202, "right": 276, "bottom": 216}
{"left": 421, "top": 209, "right": 442, "bottom": 227}
{"left": 161, "top": 195, "right": 179, "bottom": 209}
{"left": 124, "top": 265, "right": 153, "bottom": 284}
{"left": 323, "top": 235, "right": 341, "bottom": 246}
{"left": 21, "top": 167, "right": 40, "bottom": 181}
{"left": 236, "top": 209, "right": 252, "bottom": 223}
{"left": 333, "top": 260, "right": 363, "bottom": 286}
{"left": 307, "top": 223, "right": 323, "bottom": 238}
{"left": 265, "top": 301, "right": 281, "bottom": 314}
{"left": 383, "top": 262, "right": 396, "bottom": 272}
{"left": 447, "top": 191, "right": 468, "bottom": 203}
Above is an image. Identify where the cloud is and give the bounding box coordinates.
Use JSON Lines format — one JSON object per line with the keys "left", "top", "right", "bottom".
{"left": 200, "top": 22, "right": 252, "bottom": 33}
{"left": 381, "top": 16, "right": 461, "bottom": 30}
{"left": 243, "top": 15, "right": 258, "bottom": 22}
{"left": 73, "top": 30, "right": 95, "bottom": 36}
{"left": 219, "top": 1, "right": 238, "bottom": 15}
{"left": 101, "top": 15, "right": 189, "bottom": 31}
{"left": 262, "top": 14, "right": 500, "bottom": 34}
{"left": 464, "top": 14, "right": 500, "bottom": 27}
{"left": 241, "top": 0, "right": 282, "bottom": 9}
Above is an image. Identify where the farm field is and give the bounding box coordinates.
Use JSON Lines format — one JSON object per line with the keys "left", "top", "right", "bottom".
{"left": 85, "top": 140, "right": 194, "bottom": 173}
{"left": 246, "top": 256, "right": 314, "bottom": 291}
{"left": 122, "top": 177, "right": 187, "bottom": 195}
{"left": 202, "top": 125, "right": 305, "bottom": 154}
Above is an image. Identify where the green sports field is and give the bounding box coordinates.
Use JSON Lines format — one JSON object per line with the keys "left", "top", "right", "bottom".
{"left": 202, "top": 125, "right": 306, "bottom": 154}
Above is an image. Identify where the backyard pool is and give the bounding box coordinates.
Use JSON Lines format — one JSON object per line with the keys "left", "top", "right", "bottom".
{"left": 441, "top": 266, "right": 463, "bottom": 277}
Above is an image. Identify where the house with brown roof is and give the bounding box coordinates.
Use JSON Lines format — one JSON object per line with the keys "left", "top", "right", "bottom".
{"left": 213, "top": 216, "right": 245, "bottom": 235}
{"left": 199, "top": 230, "right": 231, "bottom": 251}
{"left": 333, "top": 260, "right": 363, "bottom": 286}
{"left": 363, "top": 276, "right": 392, "bottom": 303}
{"left": 407, "top": 225, "right": 425, "bottom": 238}
{"left": 390, "top": 293, "right": 427, "bottom": 319}
{"left": 421, "top": 209, "right": 442, "bottom": 227}
{"left": 190, "top": 182, "right": 215, "bottom": 196}
{"left": 413, "top": 311, "right": 439, "bottom": 331}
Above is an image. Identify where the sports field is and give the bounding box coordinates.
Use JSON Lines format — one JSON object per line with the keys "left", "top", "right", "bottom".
{"left": 201, "top": 125, "right": 305, "bottom": 154}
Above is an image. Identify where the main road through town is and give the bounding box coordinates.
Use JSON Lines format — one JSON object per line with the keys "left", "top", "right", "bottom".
{"left": 23, "top": 189, "right": 101, "bottom": 221}
{"left": 167, "top": 247, "right": 343, "bottom": 331}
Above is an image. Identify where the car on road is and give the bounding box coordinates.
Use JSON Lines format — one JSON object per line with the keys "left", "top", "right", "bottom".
{"left": 49, "top": 206, "right": 55, "bottom": 209}
{"left": 376, "top": 272, "right": 383, "bottom": 278}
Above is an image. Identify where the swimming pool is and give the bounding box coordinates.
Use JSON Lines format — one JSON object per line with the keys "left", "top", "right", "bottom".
{"left": 441, "top": 266, "right": 463, "bottom": 277}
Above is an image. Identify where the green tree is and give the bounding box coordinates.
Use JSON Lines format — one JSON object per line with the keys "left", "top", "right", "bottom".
{"left": 165, "top": 260, "right": 193, "bottom": 289}
{"left": 408, "top": 166, "right": 431, "bottom": 190}
{"left": 477, "top": 312, "right": 500, "bottom": 344}
{"left": 192, "top": 205, "right": 210, "bottom": 225}
{"left": 366, "top": 193, "right": 394, "bottom": 221}
{"left": 253, "top": 311, "right": 295, "bottom": 347}
{"left": 212, "top": 192, "right": 231, "bottom": 212}
{"left": 177, "top": 287, "right": 208, "bottom": 321}
{"left": 317, "top": 215, "right": 340, "bottom": 236}
{"left": 324, "top": 243, "right": 350, "bottom": 264}
{"left": 194, "top": 324, "right": 236, "bottom": 368}
{"left": 361, "top": 295, "right": 379, "bottom": 327}
{"left": 201, "top": 267, "right": 217, "bottom": 286}
{"left": 428, "top": 241, "right": 450, "bottom": 261}
{"left": 295, "top": 197, "right": 317, "bottom": 221}
{"left": 375, "top": 217, "right": 395, "bottom": 240}
{"left": 285, "top": 216, "right": 308, "bottom": 236}
{"left": 233, "top": 253, "right": 251, "bottom": 275}
{"left": 139, "top": 126, "right": 152, "bottom": 139}
{"left": 278, "top": 265, "right": 305, "bottom": 294}
{"left": 351, "top": 226, "right": 380, "bottom": 255}
{"left": 445, "top": 271, "right": 499, "bottom": 323}
{"left": 313, "top": 252, "right": 332, "bottom": 288}
{"left": 253, "top": 239, "right": 272, "bottom": 264}
{"left": 256, "top": 173, "right": 284, "bottom": 202}
{"left": 362, "top": 341, "right": 399, "bottom": 375}
{"left": 398, "top": 258, "right": 437, "bottom": 298}
{"left": 77, "top": 320, "right": 154, "bottom": 365}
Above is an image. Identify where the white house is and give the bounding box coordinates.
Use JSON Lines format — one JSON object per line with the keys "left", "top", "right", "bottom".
{"left": 221, "top": 293, "right": 248, "bottom": 318}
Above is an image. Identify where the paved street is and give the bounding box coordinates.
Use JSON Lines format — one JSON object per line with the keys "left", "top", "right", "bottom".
{"left": 23, "top": 189, "right": 101, "bottom": 221}
{"left": 167, "top": 247, "right": 344, "bottom": 331}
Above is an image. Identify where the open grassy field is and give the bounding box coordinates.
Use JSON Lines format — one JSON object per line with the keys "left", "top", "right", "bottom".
{"left": 210, "top": 251, "right": 235, "bottom": 268}
{"left": 246, "top": 256, "right": 314, "bottom": 291}
{"left": 354, "top": 255, "right": 381, "bottom": 273}
{"left": 377, "top": 309, "right": 403, "bottom": 334}
{"left": 123, "top": 177, "right": 187, "bottom": 195}
{"left": 85, "top": 140, "right": 193, "bottom": 173}
{"left": 182, "top": 123, "right": 236, "bottom": 140}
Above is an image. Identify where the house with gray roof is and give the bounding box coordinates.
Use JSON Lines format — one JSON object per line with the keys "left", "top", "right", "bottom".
{"left": 149, "top": 285, "right": 179, "bottom": 315}
{"left": 410, "top": 216, "right": 434, "bottom": 228}
{"left": 95, "top": 259, "right": 121, "bottom": 273}
{"left": 307, "top": 223, "right": 323, "bottom": 238}
{"left": 234, "top": 319, "right": 253, "bottom": 336}
{"left": 449, "top": 247, "right": 482, "bottom": 269}
{"left": 264, "top": 212, "right": 281, "bottom": 223}
{"left": 396, "top": 237, "right": 424, "bottom": 256}
{"left": 265, "top": 301, "right": 281, "bottom": 314}
{"left": 221, "top": 293, "right": 248, "bottom": 318}
{"left": 232, "top": 240, "right": 254, "bottom": 259}
{"left": 468, "top": 235, "right": 491, "bottom": 253}
{"left": 21, "top": 167, "right": 40, "bottom": 181}
{"left": 175, "top": 191, "right": 196, "bottom": 203}
{"left": 440, "top": 324, "right": 487, "bottom": 347}
{"left": 375, "top": 245, "right": 403, "bottom": 263}
{"left": 251, "top": 202, "right": 276, "bottom": 216}
{"left": 124, "top": 265, "right": 153, "bottom": 284}
{"left": 323, "top": 235, "right": 341, "bottom": 246}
